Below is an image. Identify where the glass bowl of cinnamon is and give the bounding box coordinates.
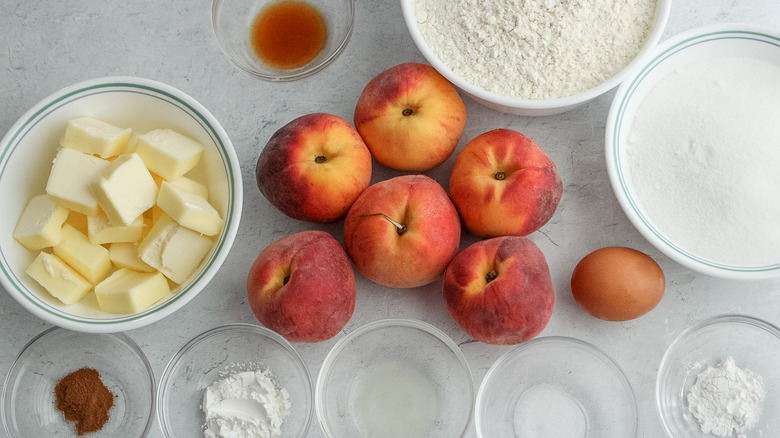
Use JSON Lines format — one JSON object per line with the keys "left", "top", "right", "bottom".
{"left": 1, "top": 327, "right": 155, "bottom": 437}
{"left": 211, "top": 0, "right": 354, "bottom": 81}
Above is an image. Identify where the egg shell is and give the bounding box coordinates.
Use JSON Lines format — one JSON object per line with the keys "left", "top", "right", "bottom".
{"left": 570, "top": 246, "right": 665, "bottom": 321}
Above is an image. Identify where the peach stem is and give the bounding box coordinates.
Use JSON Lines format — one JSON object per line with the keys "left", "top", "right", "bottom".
{"left": 358, "top": 213, "right": 407, "bottom": 236}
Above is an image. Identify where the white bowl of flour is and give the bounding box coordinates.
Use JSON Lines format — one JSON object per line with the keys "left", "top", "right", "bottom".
{"left": 402, "top": 0, "right": 670, "bottom": 116}
{"left": 607, "top": 24, "right": 780, "bottom": 279}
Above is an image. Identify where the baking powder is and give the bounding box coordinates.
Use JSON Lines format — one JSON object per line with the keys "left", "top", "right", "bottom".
{"left": 686, "top": 357, "right": 765, "bottom": 437}
{"left": 414, "top": 0, "right": 656, "bottom": 99}
{"left": 626, "top": 56, "right": 780, "bottom": 266}
{"left": 202, "top": 369, "right": 291, "bottom": 438}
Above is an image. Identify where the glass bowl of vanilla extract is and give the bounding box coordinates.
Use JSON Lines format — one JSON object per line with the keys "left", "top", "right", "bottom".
{"left": 212, "top": 0, "right": 354, "bottom": 81}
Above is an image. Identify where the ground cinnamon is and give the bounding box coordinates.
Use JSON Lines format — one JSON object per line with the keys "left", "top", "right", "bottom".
{"left": 54, "top": 367, "right": 115, "bottom": 435}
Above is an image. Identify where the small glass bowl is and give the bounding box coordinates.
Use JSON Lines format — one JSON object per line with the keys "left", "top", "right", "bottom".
{"left": 476, "top": 336, "right": 637, "bottom": 438}
{"left": 657, "top": 314, "right": 780, "bottom": 437}
{"left": 1, "top": 327, "right": 155, "bottom": 437}
{"left": 211, "top": 0, "right": 354, "bottom": 81}
{"left": 157, "top": 323, "right": 313, "bottom": 438}
{"left": 316, "top": 318, "right": 475, "bottom": 438}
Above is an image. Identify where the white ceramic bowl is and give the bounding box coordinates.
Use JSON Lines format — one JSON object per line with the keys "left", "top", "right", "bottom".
{"left": 657, "top": 314, "right": 780, "bottom": 437}
{"left": 212, "top": 0, "right": 354, "bottom": 81}
{"left": 476, "top": 336, "right": 637, "bottom": 438}
{"left": 0, "top": 76, "right": 242, "bottom": 332}
{"left": 316, "top": 318, "right": 475, "bottom": 438}
{"left": 400, "top": 0, "right": 670, "bottom": 116}
{"left": 606, "top": 24, "right": 780, "bottom": 279}
{"left": 2, "top": 327, "right": 155, "bottom": 437}
{"left": 157, "top": 323, "right": 313, "bottom": 438}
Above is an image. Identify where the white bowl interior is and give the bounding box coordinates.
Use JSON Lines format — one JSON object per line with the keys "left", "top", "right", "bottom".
{"left": 606, "top": 25, "right": 780, "bottom": 279}
{"left": 400, "top": 0, "right": 671, "bottom": 115}
{"left": 656, "top": 315, "right": 780, "bottom": 438}
{"left": 0, "top": 77, "right": 241, "bottom": 331}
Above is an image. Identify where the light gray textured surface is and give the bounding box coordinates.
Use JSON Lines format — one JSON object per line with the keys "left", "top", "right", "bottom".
{"left": 1, "top": 1, "right": 779, "bottom": 437}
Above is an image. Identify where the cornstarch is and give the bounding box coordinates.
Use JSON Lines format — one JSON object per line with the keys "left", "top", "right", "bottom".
{"left": 414, "top": 0, "right": 656, "bottom": 99}
{"left": 202, "top": 369, "right": 291, "bottom": 438}
{"left": 686, "top": 357, "right": 765, "bottom": 437}
{"left": 626, "top": 56, "right": 780, "bottom": 266}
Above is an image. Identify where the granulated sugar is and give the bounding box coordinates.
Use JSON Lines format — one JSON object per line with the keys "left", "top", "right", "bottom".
{"left": 414, "top": 0, "right": 656, "bottom": 99}
{"left": 626, "top": 56, "right": 780, "bottom": 266}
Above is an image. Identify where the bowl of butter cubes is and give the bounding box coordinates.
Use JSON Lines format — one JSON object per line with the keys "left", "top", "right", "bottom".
{"left": 0, "top": 76, "right": 242, "bottom": 333}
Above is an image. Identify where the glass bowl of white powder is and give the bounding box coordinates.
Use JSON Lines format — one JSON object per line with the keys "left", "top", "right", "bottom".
{"left": 606, "top": 24, "right": 780, "bottom": 279}
{"left": 400, "top": 0, "right": 670, "bottom": 116}
{"left": 657, "top": 314, "right": 780, "bottom": 438}
{"left": 157, "top": 323, "right": 313, "bottom": 438}
{"left": 475, "top": 336, "right": 637, "bottom": 438}
{"left": 316, "top": 318, "right": 475, "bottom": 438}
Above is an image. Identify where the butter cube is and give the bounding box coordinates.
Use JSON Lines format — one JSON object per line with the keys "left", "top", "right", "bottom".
{"left": 13, "top": 194, "right": 69, "bottom": 250}
{"left": 60, "top": 116, "right": 131, "bottom": 158}
{"left": 108, "top": 242, "right": 155, "bottom": 273}
{"left": 91, "top": 153, "right": 158, "bottom": 227}
{"left": 94, "top": 268, "right": 170, "bottom": 314}
{"left": 153, "top": 174, "right": 209, "bottom": 199}
{"left": 135, "top": 129, "right": 204, "bottom": 181}
{"left": 53, "top": 224, "right": 112, "bottom": 285}
{"left": 157, "top": 181, "right": 223, "bottom": 236}
{"left": 46, "top": 148, "right": 111, "bottom": 216}
{"left": 87, "top": 211, "right": 144, "bottom": 245}
{"left": 26, "top": 252, "right": 92, "bottom": 305}
{"left": 138, "top": 214, "right": 213, "bottom": 284}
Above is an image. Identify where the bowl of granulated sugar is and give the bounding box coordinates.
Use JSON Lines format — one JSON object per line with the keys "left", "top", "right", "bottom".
{"left": 401, "top": 0, "right": 670, "bottom": 116}
{"left": 607, "top": 24, "right": 780, "bottom": 280}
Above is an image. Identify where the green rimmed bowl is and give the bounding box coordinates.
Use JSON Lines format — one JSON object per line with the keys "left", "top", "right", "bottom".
{"left": 0, "top": 76, "right": 242, "bottom": 332}
{"left": 606, "top": 24, "right": 780, "bottom": 279}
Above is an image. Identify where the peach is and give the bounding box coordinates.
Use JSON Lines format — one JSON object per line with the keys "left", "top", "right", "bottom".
{"left": 354, "top": 62, "right": 467, "bottom": 171}
{"left": 443, "top": 236, "right": 555, "bottom": 345}
{"left": 256, "top": 113, "right": 372, "bottom": 223}
{"left": 247, "top": 230, "right": 356, "bottom": 342}
{"left": 344, "top": 175, "right": 460, "bottom": 288}
{"left": 449, "top": 129, "right": 562, "bottom": 237}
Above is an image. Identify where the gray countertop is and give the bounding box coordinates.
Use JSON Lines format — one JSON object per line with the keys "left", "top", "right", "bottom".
{"left": 2, "top": 1, "right": 779, "bottom": 437}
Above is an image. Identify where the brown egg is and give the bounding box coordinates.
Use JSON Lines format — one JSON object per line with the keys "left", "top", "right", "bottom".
{"left": 570, "top": 246, "right": 665, "bottom": 321}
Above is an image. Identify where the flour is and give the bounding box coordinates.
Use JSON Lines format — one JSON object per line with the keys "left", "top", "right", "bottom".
{"left": 414, "top": 0, "right": 656, "bottom": 99}
{"left": 202, "top": 369, "right": 291, "bottom": 438}
{"left": 513, "top": 384, "right": 587, "bottom": 437}
{"left": 686, "top": 357, "right": 765, "bottom": 437}
{"left": 626, "top": 56, "right": 780, "bottom": 266}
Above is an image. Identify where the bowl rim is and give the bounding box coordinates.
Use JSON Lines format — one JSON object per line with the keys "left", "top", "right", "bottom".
{"left": 0, "top": 75, "right": 243, "bottom": 333}
{"left": 655, "top": 313, "right": 780, "bottom": 437}
{"left": 605, "top": 23, "right": 780, "bottom": 280}
{"left": 475, "top": 335, "right": 638, "bottom": 438}
{"left": 315, "top": 318, "right": 475, "bottom": 438}
{"left": 1, "top": 326, "right": 156, "bottom": 437}
{"left": 156, "top": 322, "right": 314, "bottom": 438}
{"left": 210, "top": 0, "right": 355, "bottom": 82}
{"left": 400, "top": 0, "right": 671, "bottom": 111}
